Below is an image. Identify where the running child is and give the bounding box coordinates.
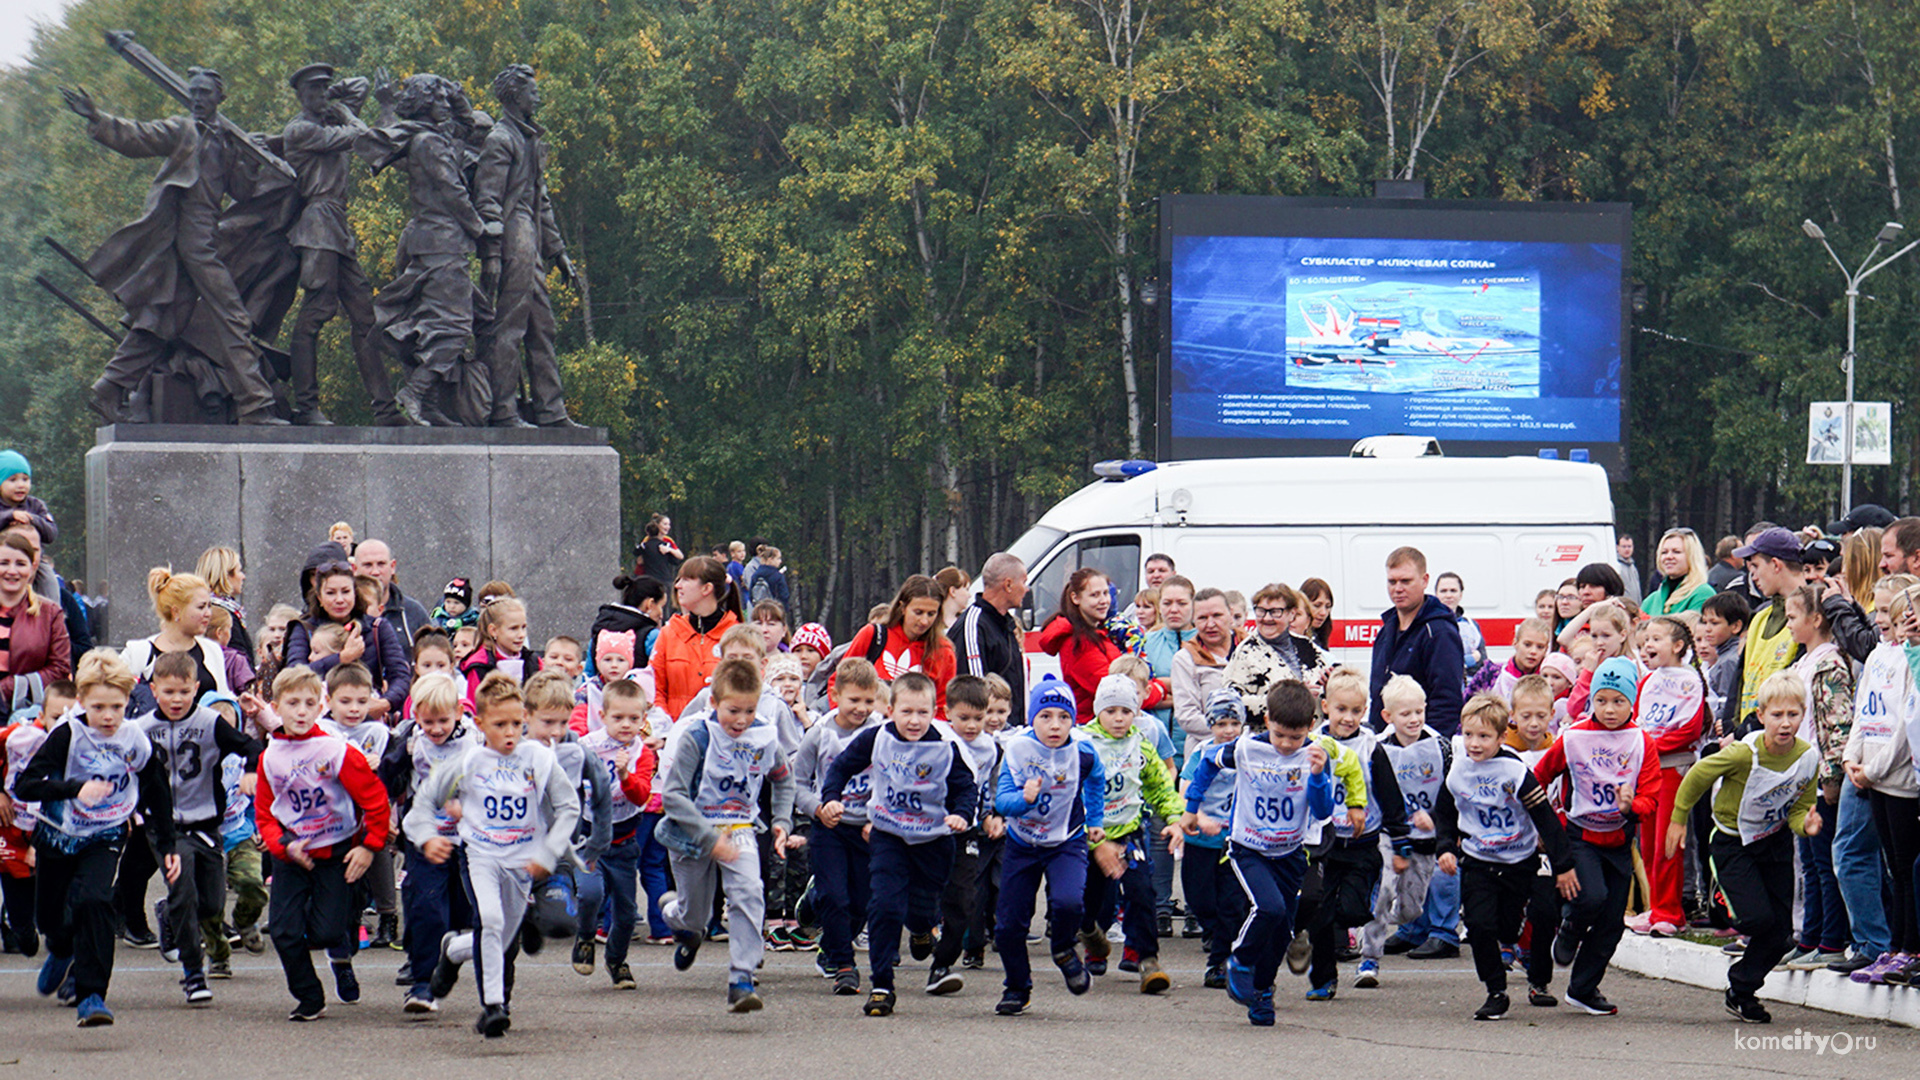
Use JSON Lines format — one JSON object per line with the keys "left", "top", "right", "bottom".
{"left": 793, "top": 658, "right": 884, "bottom": 994}
{"left": 577, "top": 678, "right": 660, "bottom": 989}
{"left": 0, "top": 677, "right": 68, "bottom": 956}
{"left": 1179, "top": 688, "right": 1248, "bottom": 988}
{"left": 253, "top": 664, "right": 390, "bottom": 1021}
{"left": 820, "top": 671, "right": 977, "bottom": 1016}
{"left": 211, "top": 739, "right": 269, "bottom": 975}
{"left": 1504, "top": 675, "right": 1557, "bottom": 766}
{"left": 1434, "top": 693, "right": 1579, "bottom": 1020}
{"left": 1668, "top": 670, "right": 1823, "bottom": 1023}
{"left": 136, "top": 650, "right": 264, "bottom": 1005}
{"left": 1532, "top": 655, "right": 1660, "bottom": 1015}
{"left": 1357, "top": 675, "right": 1448, "bottom": 988}
{"left": 656, "top": 658, "right": 795, "bottom": 1013}
{"left": 926, "top": 674, "right": 1003, "bottom": 994}
{"left": 522, "top": 670, "right": 613, "bottom": 977}
{"left": 1180, "top": 680, "right": 1340, "bottom": 1026}
{"left": 18, "top": 650, "right": 178, "bottom": 1026}
{"left": 1077, "top": 672, "right": 1185, "bottom": 993}
{"left": 380, "top": 672, "right": 477, "bottom": 1012}
{"left": 991, "top": 677, "right": 1107, "bottom": 1015}
{"left": 409, "top": 672, "right": 581, "bottom": 1037}
{"left": 1626, "top": 616, "right": 1707, "bottom": 936}
{"left": 319, "top": 662, "right": 398, "bottom": 950}
{"left": 1305, "top": 667, "right": 1409, "bottom": 1000}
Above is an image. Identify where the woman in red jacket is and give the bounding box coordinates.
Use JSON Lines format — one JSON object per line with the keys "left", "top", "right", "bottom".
{"left": 0, "top": 532, "right": 69, "bottom": 722}
{"left": 1039, "top": 567, "right": 1122, "bottom": 724}
{"left": 839, "top": 575, "right": 957, "bottom": 716}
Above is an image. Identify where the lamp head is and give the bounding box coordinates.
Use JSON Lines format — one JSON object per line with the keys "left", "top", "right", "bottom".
{"left": 1877, "top": 222, "right": 1905, "bottom": 244}
{"left": 1801, "top": 219, "right": 1826, "bottom": 240}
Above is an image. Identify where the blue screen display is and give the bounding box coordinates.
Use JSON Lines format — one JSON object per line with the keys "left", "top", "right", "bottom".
{"left": 1158, "top": 199, "right": 1630, "bottom": 471}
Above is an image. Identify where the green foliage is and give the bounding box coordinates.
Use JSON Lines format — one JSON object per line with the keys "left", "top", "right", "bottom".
{"left": 6, "top": 0, "right": 1920, "bottom": 629}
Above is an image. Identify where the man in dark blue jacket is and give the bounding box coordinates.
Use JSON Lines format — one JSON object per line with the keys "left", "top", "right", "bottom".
{"left": 1368, "top": 545, "right": 1466, "bottom": 961}
{"left": 1367, "top": 546, "right": 1465, "bottom": 736}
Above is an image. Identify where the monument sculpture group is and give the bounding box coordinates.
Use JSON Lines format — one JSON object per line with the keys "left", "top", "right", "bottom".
{"left": 52, "top": 32, "right": 582, "bottom": 429}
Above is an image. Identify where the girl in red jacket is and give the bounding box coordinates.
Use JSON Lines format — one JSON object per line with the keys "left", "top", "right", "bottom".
{"left": 838, "top": 576, "right": 956, "bottom": 716}
{"left": 1625, "top": 616, "right": 1707, "bottom": 936}
{"left": 1039, "top": 568, "right": 1122, "bottom": 725}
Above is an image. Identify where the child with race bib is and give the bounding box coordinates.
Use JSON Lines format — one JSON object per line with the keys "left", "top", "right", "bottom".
{"left": 18, "top": 650, "right": 178, "bottom": 1027}
{"left": 1531, "top": 656, "right": 1659, "bottom": 1016}
{"left": 1357, "top": 675, "right": 1449, "bottom": 989}
{"left": 793, "top": 657, "right": 885, "bottom": 995}
{"left": 991, "top": 676, "right": 1108, "bottom": 1015}
{"left": 657, "top": 658, "right": 795, "bottom": 1013}
{"left": 253, "top": 664, "right": 390, "bottom": 1022}
{"left": 1181, "top": 680, "right": 1340, "bottom": 1027}
{"left": 1179, "top": 688, "right": 1249, "bottom": 989}
{"left": 1626, "top": 616, "right": 1708, "bottom": 936}
{"left": 820, "top": 671, "right": 977, "bottom": 1017}
{"left": 408, "top": 672, "right": 581, "bottom": 1038}
{"left": 1667, "top": 670, "right": 1823, "bottom": 1024}
{"left": 1779, "top": 585, "right": 1852, "bottom": 971}
{"left": 1434, "top": 693, "right": 1578, "bottom": 1021}
{"left": 380, "top": 672, "right": 478, "bottom": 1012}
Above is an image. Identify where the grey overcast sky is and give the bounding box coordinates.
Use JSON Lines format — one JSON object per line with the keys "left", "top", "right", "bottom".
{"left": 2, "top": 0, "right": 75, "bottom": 68}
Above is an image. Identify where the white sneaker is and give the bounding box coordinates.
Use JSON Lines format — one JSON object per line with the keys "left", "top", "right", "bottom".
{"left": 854, "top": 930, "right": 869, "bottom": 952}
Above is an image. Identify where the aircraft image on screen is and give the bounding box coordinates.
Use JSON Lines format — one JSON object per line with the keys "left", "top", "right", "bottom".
{"left": 1283, "top": 279, "right": 1541, "bottom": 397}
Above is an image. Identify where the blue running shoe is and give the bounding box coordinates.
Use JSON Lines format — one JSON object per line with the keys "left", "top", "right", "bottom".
{"left": 1225, "top": 957, "right": 1256, "bottom": 1006}
{"left": 76, "top": 995, "right": 114, "bottom": 1027}
{"left": 1247, "top": 987, "right": 1276, "bottom": 1027}
{"left": 1305, "top": 979, "right": 1337, "bottom": 1002}
{"left": 37, "top": 952, "right": 72, "bottom": 997}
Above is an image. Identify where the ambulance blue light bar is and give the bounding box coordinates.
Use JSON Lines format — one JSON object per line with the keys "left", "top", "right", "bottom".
{"left": 1093, "top": 459, "right": 1158, "bottom": 480}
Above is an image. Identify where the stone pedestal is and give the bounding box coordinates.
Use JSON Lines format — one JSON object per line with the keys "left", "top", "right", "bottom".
{"left": 86, "top": 425, "right": 622, "bottom": 646}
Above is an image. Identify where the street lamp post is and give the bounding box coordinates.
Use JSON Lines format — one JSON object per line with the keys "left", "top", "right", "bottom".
{"left": 1801, "top": 219, "right": 1920, "bottom": 514}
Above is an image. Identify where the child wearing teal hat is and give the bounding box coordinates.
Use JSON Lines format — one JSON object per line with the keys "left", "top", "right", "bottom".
{"left": 0, "top": 450, "right": 56, "bottom": 550}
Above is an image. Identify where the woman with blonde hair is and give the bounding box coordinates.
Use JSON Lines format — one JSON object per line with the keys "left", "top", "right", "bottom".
{"left": 1641, "top": 527, "right": 1714, "bottom": 615}
{"left": 194, "top": 545, "right": 253, "bottom": 661}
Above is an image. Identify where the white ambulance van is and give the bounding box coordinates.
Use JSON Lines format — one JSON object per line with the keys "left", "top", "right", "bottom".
{"left": 1007, "top": 446, "right": 1615, "bottom": 676}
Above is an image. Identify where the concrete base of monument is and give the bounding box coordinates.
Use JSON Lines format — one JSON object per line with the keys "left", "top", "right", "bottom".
{"left": 86, "top": 424, "right": 621, "bottom": 645}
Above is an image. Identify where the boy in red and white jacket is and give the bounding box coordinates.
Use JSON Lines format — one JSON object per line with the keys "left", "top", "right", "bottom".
{"left": 1531, "top": 656, "right": 1661, "bottom": 1017}
{"left": 248, "top": 665, "right": 391, "bottom": 1022}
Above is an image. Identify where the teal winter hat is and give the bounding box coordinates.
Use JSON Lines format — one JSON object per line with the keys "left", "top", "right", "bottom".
{"left": 1591, "top": 656, "right": 1640, "bottom": 708}
{"left": 0, "top": 450, "right": 29, "bottom": 483}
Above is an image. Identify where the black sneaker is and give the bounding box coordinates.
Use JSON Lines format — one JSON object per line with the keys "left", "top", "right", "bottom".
{"left": 1564, "top": 990, "right": 1618, "bottom": 1016}
{"left": 833, "top": 967, "right": 861, "bottom": 995}
{"left": 331, "top": 960, "right": 360, "bottom": 1004}
{"left": 120, "top": 926, "right": 159, "bottom": 949}
{"left": 961, "top": 950, "right": 985, "bottom": 970}
{"left": 1156, "top": 912, "right": 1174, "bottom": 938}
{"left": 371, "top": 914, "right": 398, "bottom": 952}
{"left": 475, "top": 1003, "right": 510, "bottom": 1038}
{"left": 1407, "top": 938, "right": 1459, "bottom": 960}
{"left": 863, "top": 988, "right": 896, "bottom": 1017}
{"left": 1054, "top": 948, "right": 1091, "bottom": 995}
{"left": 430, "top": 932, "right": 461, "bottom": 1001}
{"left": 995, "top": 987, "right": 1029, "bottom": 1015}
{"left": 925, "top": 966, "right": 962, "bottom": 995}
{"left": 1725, "top": 990, "right": 1771, "bottom": 1024}
{"left": 154, "top": 899, "right": 174, "bottom": 961}
{"left": 673, "top": 931, "right": 701, "bottom": 972}
{"left": 1474, "top": 991, "right": 1510, "bottom": 1021}
{"left": 1383, "top": 936, "right": 1417, "bottom": 955}
{"left": 1551, "top": 922, "right": 1579, "bottom": 967}
{"left": 572, "top": 938, "right": 596, "bottom": 976}
{"left": 1204, "top": 964, "right": 1227, "bottom": 989}
{"left": 288, "top": 1001, "right": 327, "bottom": 1022}
{"left": 909, "top": 932, "right": 935, "bottom": 961}
{"left": 520, "top": 919, "right": 544, "bottom": 956}
{"left": 609, "top": 962, "right": 636, "bottom": 990}
{"left": 1183, "top": 916, "right": 1203, "bottom": 939}
{"left": 1827, "top": 951, "right": 1875, "bottom": 975}
{"left": 1528, "top": 985, "right": 1558, "bottom": 1007}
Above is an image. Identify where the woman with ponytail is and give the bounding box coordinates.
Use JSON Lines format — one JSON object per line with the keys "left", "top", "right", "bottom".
{"left": 650, "top": 556, "right": 742, "bottom": 718}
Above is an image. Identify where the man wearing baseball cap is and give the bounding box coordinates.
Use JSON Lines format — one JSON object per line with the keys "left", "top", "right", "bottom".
{"left": 1730, "top": 528, "right": 1805, "bottom": 725}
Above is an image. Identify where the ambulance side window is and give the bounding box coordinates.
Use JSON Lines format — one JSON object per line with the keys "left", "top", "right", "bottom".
{"left": 1026, "top": 535, "right": 1142, "bottom": 629}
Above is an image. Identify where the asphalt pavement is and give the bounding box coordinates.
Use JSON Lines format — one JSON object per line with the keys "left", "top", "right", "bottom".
{"left": 3, "top": 924, "right": 1915, "bottom": 1080}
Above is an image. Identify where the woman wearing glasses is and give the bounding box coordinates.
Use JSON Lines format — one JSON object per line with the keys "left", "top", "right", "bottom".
{"left": 1221, "top": 582, "right": 1329, "bottom": 719}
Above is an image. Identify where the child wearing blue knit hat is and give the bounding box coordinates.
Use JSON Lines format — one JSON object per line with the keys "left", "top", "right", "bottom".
{"left": 0, "top": 451, "right": 56, "bottom": 551}
{"left": 1532, "top": 652, "right": 1659, "bottom": 1017}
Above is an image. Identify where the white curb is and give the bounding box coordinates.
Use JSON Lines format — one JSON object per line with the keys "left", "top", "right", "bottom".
{"left": 1611, "top": 933, "right": 1920, "bottom": 1027}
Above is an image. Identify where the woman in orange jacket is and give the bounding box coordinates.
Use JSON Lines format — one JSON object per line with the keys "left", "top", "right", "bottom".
{"left": 650, "top": 556, "right": 743, "bottom": 718}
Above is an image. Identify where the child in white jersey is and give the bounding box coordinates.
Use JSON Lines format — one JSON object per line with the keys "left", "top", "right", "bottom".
{"left": 1434, "top": 694, "right": 1578, "bottom": 1020}
{"left": 380, "top": 672, "right": 478, "bottom": 1012}
{"left": 522, "top": 670, "right": 614, "bottom": 976}
{"left": 1180, "top": 680, "right": 1345, "bottom": 1026}
{"left": 410, "top": 672, "right": 581, "bottom": 1037}
{"left": 820, "top": 671, "right": 977, "bottom": 1017}
{"left": 1178, "top": 688, "right": 1247, "bottom": 988}
{"left": 19, "top": 650, "right": 177, "bottom": 1027}
{"left": 577, "top": 677, "right": 659, "bottom": 989}
{"left": 320, "top": 662, "right": 397, "bottom": 953}
{"left": 136, "top": 650, "right": 263, "bottom": 1005}
{"left": 1356, "top": 675, "right": 1449, "bottom": 989}
{"left": 657, "top": 658, "right": 796, "bottom": 1012}
{"left": 792, "top": 657, "right": 884, "bottom": 995}
{"left": 991, "top": 677, "right": 1107, "bottom": 1015}
{"left": 927, "top": 675, "right": 1004, "bottom": 994}
{"left": 252, "top": 664, "right": 390, "bottom": 1022}
{"left": 1627, "top": 616, "right": 1708, "bottom": 936}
